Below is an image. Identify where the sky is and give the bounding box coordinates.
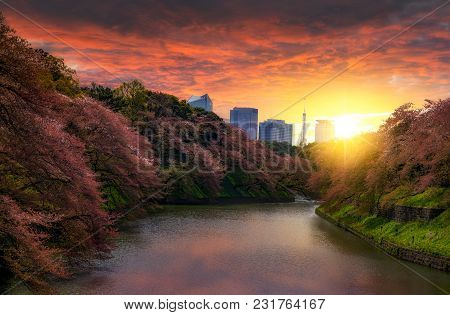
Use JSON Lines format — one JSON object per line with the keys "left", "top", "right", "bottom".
{"left": 1, "top": 0, "right": 449, "bottom": 141}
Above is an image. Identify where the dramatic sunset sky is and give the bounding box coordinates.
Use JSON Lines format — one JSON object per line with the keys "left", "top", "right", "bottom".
{"left": 1, "top": 0, "right": 449, "bottom": 140}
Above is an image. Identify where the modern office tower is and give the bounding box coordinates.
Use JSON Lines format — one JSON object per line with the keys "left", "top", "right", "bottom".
{"left": 230, "top": 107, "right": 258, "bottom": 140}
{"left": 315, "top": 120, "right": 335, "bottom": 143}
{"left": 259, "top": 119, "right": 293, "bottom": 145}
{"left": 300, "top": 105, "right": 307, "bottom": 146}
{"left": 187, "top": 94, "right": 213, "bottom": 112}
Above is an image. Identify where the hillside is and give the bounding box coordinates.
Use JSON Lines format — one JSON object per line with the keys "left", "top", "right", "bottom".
{"left": 308, "top": 100, "right": 450, "bottom": 262}
{"left": 0, "top": 16, "right": 307, "bottom": 291}
{"left": 85, "top": 81, "right": 309, "bottom": 203}
{"left": 0, "top": 16, "right": 165, "bottom": 291}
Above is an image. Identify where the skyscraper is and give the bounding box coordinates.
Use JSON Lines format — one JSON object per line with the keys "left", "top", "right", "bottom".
{"left": 230, "top": 107, "right": 258, "bottom": 140}
{"left": 315, "top": 120, "right": 335, "bottom": 143}
{"left": 259, "top": 119, "right": 293, "bottom": 145}
{"left": 187, "top": 94, "right": 213, "bottom": 112}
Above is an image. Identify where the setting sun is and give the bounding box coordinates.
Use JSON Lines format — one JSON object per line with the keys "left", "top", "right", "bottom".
{"left": 0, "top": 0, "right": 448, "bottom": 301}
{"left": 334, "top": 116, "right": 361, "bottom": 138}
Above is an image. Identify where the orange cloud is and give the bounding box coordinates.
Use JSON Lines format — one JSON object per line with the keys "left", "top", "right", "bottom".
{"left": 1, "top": 0, "right": 448, "bottom": 127}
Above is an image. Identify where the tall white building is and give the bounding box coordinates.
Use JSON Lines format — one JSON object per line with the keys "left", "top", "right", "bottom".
{"left": 187, "top": 94, "right": 213, "bottom": 112}
{"left": 315, "top": 120, "right": 335, "bottom": 143}
{"left": 300, "top": 105, "right": 307, "bottom": 146}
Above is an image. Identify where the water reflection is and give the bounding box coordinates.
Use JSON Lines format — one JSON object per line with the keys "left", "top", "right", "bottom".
{"left": 12, "top": 202, "right": 450, "bottom": 294}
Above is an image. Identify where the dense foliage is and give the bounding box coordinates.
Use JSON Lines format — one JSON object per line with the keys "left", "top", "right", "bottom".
{"left": 0, "top": 16, "right": 161, "bottom": 292}
{"left": 262, "top": 141, "right": 299, "bottom": 157}
{"left": 309, "top": 100, "right": 449, "bottom": 211}
{"left": 309, "top": 100, "right": 450, "bottom": 256}
{"left": 85, "top": 81, "right": 310, "bottom": 202}
{"left": 3, "top": 10, "right": 447, "bottom": 291}
{"left": 0, "top": 16, "right": 307, "bottom": 292}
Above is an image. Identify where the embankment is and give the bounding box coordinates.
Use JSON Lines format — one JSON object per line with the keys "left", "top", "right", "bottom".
{"left": 316, "top": 206, "right": 450, "bottom": 272}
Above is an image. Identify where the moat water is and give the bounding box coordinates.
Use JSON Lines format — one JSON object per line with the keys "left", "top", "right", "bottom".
{"left": 10, "top": 201, "right": 450, "bottom": 294}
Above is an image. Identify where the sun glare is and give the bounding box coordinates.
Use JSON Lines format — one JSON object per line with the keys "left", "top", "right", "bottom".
{"left": 334, "top": 116, "right": 360, "bottom": 139}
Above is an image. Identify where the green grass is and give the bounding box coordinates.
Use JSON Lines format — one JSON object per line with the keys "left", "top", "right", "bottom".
{"left": 321, "top": 203, "right": 450, "bottom": 257}
{"left": 381, "top": 186, "right": 450, "bottom": 209}
{"left": 398, "top": 187, "right": 450, "bottom": 208}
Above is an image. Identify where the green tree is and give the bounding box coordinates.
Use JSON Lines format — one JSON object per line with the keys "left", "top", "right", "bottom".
{"left": 114, "top": 80, "right": 149, "bottom": 122}
{"left": 83, "top": 83, "right": 126, "bottom": 112}
{"left": 35, "top": 48, "right": 80, "bottom": 97}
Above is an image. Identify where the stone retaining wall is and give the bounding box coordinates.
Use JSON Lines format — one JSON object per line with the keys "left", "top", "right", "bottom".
{"left": 389, "top": 205, "right": 446, "bottom": 222}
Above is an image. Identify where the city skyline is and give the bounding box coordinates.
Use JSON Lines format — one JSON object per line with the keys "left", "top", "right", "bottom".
{"left": 207, "top": 94, "right": 376, "bottom": 143}
{"left": 1, "top": 0, "right": 449, "bottom": 299}
{"left": 1, "top": 0, "right": 448, "bottom": 135}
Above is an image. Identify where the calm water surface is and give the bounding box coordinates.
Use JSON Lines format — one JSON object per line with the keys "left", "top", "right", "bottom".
{"left": 16, "top": 201, "right": 450, "bottom": 294}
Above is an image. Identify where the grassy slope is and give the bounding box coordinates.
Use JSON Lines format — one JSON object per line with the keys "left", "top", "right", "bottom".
{"left": 165, "top": 170, "right": 294, "bottom": 202}
{"left": 218, "top": 171, "right": 292, "bottom": 200}
{"left": 381, "top": 186, "right": 450, "bottom": 208}
{"left": 318, "top": 187, "right": 450, "bottom": 257}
